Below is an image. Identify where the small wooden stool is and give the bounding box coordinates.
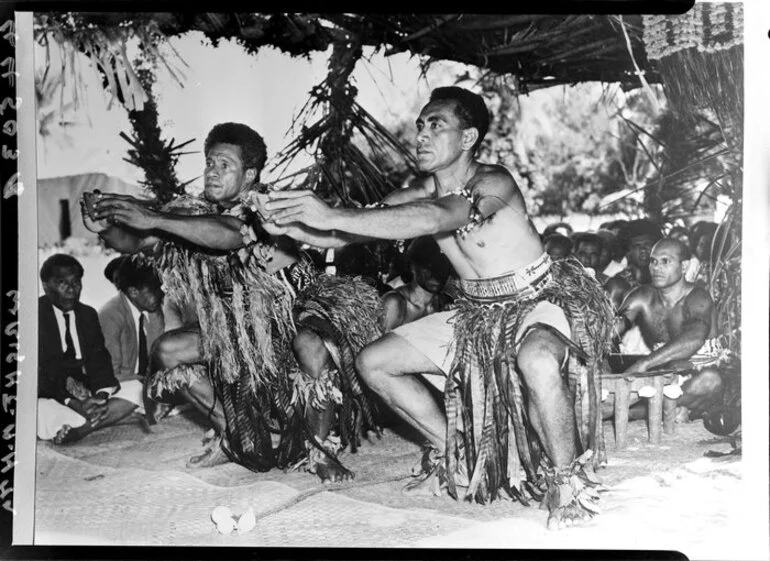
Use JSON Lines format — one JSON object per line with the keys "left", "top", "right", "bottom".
{"left": 601, "top": 371, "right": 679, "bottom": 448}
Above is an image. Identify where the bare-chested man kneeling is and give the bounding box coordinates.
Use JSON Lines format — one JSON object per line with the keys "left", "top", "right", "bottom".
{"left": 258, "top": 87, "right": 614, "bottom": 529}
{"left": 612, "top": 238, "right": 725, "bottom": 421}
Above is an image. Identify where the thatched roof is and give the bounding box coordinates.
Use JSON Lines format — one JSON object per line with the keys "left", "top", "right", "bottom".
{"left": 35, "top": 12, "right": 655, "bottom": 92}
{"left": 330, "top": 14, "right": 656, "bottom": 91}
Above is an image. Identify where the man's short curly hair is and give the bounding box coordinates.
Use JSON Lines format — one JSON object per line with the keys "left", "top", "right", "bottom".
{"left": 204, "top": 122, "right": 267, "bottom": 181}
{"left": 40, "top": 253, "right": 83, "bottom": 283}
{"left": 429, "top": 87, "right": 490, "bottom": 154}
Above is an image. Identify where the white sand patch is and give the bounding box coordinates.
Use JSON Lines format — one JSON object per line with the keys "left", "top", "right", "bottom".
{"left": 416, "top": 457, "right": 744, "bottom": 560}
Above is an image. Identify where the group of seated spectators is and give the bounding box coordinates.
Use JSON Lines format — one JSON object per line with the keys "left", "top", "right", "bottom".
{"left": 542, "top": 217, "right": 735, "bottom": 430}
{"left": 37, "top": 234, "right": 458, "bottom": 445}
{"left": 38, "top": 213, "right": 736, "bottom": 446}
{"left": 542, "top": 218, "right": 724, "bottom": 292}
{"left": 37, "top": 254, "right": 167, "bottom": 444}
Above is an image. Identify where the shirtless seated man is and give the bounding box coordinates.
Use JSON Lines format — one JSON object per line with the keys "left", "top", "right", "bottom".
{"left": 260, "top": 86, "right": 614, "bottom": 529}
{"left": 381, "top": 236, "right": 453, "bottom": 331}
{"left": 612, "top": 238, "right": 725, "bottom": 420}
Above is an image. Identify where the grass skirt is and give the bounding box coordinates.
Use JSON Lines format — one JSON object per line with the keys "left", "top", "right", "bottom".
{"left": 146, "top": 229, "right": 383, "bottom": 470}
{"left": 444, "top": 258, "right": 614, "bottom": 504}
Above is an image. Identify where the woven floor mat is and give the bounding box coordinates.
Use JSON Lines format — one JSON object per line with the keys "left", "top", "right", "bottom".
{"left": 175, "top": 491, "right": 477, "bottom": 547}
{"left": 35, "top": 443, "right": 476, "bottom": 546}
{"left": 34, "top": 409, "right": 734, "bottom": 546}
{"left": 36, "top": 444, "right": 119, "bottom": 481}
{"left": 49, "top": 410, "right": 208, "bottom": 460}
{"left": 35, "top": 450, "right": 303, "bottom": 545}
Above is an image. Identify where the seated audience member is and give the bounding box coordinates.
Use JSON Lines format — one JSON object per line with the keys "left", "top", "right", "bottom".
{"left": 603, "top": 219, "right": 662, "bottom": 354}
{"left": 542, "top": 221, "right": 573, "bottom": 239}
{"left": 571, "top": 232, "right": 608, "bottom": 284}
{"left": 383, "top": 249, "right": 408, "bottom": 291}
{"left": 612, "top": 238, "right": 725, "bottom": 421}
{"left": 601, "top": 219, "right": 629, "bottom": 238}
{"left": 668, "top": 226, "right": 699, "bottom": 282}
{"left": 690, "top": 221, "right": 729, "bottom": 287}
{"left": 596, "top": 229, "right": 625, "bottom": 277}
{"left": 37, "top": 254, "right": 142, "bottom": 444}
{"left": 381, "top": 236, "right": 453, "bottom": 331}
{"left": 103, "top": 255, "right": 128, "bottom": 289}
{"left": 98, "top": 258, "right": 165, "bottom": 388}
{"left": 543, "top": 233, "right": 572, "bottom": 260}
{"left": 604, "top": 218, "right": 663, "bottom": 310}
{"left": 335, "top": 243, "right": 390, "bottom": 294}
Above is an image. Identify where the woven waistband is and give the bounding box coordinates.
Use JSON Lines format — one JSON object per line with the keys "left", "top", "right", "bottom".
{"left": 459, "top": 253, "right": 553, "bottom": 301}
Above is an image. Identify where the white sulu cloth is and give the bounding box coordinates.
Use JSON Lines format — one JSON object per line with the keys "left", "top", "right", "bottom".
{"left": 37, "top": 398, "right": 87, "bottom": 440}
{"left": 393, "top": 300, "right": 571, "bottom": 391}
{"left": 37, "top": 379, "right": 145, "bottom": 440}
{"left": 112, "top": 379, "right": 145, "bottom": 409}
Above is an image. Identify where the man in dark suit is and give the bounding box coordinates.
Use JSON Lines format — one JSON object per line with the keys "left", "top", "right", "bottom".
{"left": 37, "top": 253, "right": 140, "bottom": 444}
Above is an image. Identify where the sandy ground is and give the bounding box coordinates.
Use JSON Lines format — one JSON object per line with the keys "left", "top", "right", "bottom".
{"left": 31, "top": 406, "right": 751, "bottom": 558}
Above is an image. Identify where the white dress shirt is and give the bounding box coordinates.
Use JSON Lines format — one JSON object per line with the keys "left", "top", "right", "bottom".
{"left": 124, "top": 295, "right": 146, "bottom": 376}
{"left": 54, "top": 306, "right": 82, "bottom": 359}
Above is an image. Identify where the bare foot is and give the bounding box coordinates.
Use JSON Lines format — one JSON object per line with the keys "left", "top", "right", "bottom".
{"left": 315, "top": 455, "right": 354, "bottom": 484}
{"left": 201, "top": 428, "right": 217, "bottom": 446}
{"left": 186, "top": 437, "right": 231, "bottom": 468}
{"left": 52, "top": 424, "right": 86, "bottom": 445}
{"left": 543, "top": 451, "right": 604, "bottom": 530}
{"left": 402, "top": 467, "right": 444, "bottom": 496}
{"left": 402, "top": 446, "right": 465, "bottom": 497}
{"left": 546, "top": 495, "right": 600, "bottom": 530}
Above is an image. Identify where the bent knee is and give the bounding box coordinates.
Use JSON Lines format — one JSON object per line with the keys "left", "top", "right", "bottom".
{"left": 151, "top": 333, "right": 176, "bottom": 365}
{"left": 292, "top": 328, "right": 330, "bottom": 374}
{"left": 355, "top": 343, "right": 390, "bottom": 384}
{"left": 516, "top": 331, "right": 565, "bottom": 381}
{"left": 292, "top": 328, "right": 325, "bottom": 357}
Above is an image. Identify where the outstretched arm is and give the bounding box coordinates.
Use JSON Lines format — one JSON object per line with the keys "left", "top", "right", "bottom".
{"left": 264, "top": 170, "right": 516, "bottom": 240}
{"left": 94, "top": 194, "right": 245, "bottom": 251}
{"left": 242, "top": 220, "right": 364, "bottom": 250}
{"left": 244, "top": 182, "right": 431, "bottom": 248}
{"left": 81, "top": 198, "right": 160, "bottom": 253}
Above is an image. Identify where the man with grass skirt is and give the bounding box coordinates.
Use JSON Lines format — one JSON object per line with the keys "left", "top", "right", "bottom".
{"left": 259, "top": 87, "right": 615, "bottom": 529}
{"left": 81, "top": 122, "right": 383, "bottom": 482}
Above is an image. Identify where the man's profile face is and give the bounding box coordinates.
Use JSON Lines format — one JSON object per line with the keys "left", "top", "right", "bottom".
{"left": 414, "top": 100, "right": 469, "bottom": 173}
{"left": 204, "top": 143, "right": 252, "bottom": 204}
{"left": 626, "top": 235, "right": 657, "bottom": 268}
{"left": 575, "top": 241, "right": 601, "bottom": 270}
{"left": 128, "top": 285, "right": 163, "bottom": 314}
{"left": 649, "top": 242, "right": 686, "bottom": 288}
{"left": 43, "top": 266, "right": 82, "bottom": 312}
